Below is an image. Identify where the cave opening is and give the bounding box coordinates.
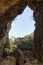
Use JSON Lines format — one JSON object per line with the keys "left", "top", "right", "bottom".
{"left": 4, "top": 6, "right": 35, "bottom": 54}
{"left": 9, "top": 6, "right": 35, "bottom": 38}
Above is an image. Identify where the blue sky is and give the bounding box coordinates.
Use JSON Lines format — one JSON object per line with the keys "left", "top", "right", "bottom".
{"left": 9, "top": 6, "right": 35, "bottom": 38}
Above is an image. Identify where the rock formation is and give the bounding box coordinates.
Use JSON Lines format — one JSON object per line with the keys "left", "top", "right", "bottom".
{"left": 13, "top": 49, "right": 24, "bottom": 65}
{"left": 0, "top": 0, "right": 43, "bottom": 62}
{"left": 1, "top": 56, "right": 16, "bottom": 65}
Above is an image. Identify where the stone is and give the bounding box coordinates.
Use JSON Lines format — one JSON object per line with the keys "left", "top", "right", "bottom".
{"left": 24, "top": 63, "right": 32, "bottom": 65}
{"left": 14, "top": 49, "right": 24, "bottom": 65}
{"left": 1, "top": 56, "right": 16, "bottom": 65}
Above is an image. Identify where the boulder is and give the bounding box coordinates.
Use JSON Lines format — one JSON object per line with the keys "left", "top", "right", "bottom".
{"left": 1, "top": 56, "right": 16, "bottom": 65}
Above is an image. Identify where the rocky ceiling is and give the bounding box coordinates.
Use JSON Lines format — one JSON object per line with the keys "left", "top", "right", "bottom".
{"left": 0, "top": 0, "right": 43, "bottom": 62}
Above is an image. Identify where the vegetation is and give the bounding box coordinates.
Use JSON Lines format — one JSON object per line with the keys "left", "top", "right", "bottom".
{"left": 4, "top": 33, "right": 34, "bottom": 56}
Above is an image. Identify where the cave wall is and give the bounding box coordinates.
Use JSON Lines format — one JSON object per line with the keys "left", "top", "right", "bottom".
{"left": 33, "top": 2, "right": 43, "bottom": 61}
{"left": 0, "top": 0, "right": 43, "bottom": 62}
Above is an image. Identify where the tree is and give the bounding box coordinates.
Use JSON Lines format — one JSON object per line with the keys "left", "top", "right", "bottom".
{"left": 3, "top": 33, "right": 34, "bottom": 56}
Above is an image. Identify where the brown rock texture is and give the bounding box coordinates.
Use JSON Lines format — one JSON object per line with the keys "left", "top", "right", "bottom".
{"left": 0, "top": 0, "right": 43, "bottom": 63}
{"left": 1, "top": 56, "right": 16, "bottom": 65}
{"left": 14, "top": 49, "right": 24, "bottom": 65}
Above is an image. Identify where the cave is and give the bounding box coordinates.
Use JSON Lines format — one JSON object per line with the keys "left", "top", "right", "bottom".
{"left": 0, "top": 0, "right": 43, "bottom": 62}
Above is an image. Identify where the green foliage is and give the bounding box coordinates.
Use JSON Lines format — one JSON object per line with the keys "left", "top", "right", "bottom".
{"left": 17, "top": 33, "right": 33, "bottom": 51}
{"left": 4, "top": 33, "right": 34, "bottom": 56}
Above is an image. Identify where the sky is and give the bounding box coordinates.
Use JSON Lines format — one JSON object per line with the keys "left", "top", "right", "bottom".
{"left": 9, "top": 6, "right": 35, "bottom": 38}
